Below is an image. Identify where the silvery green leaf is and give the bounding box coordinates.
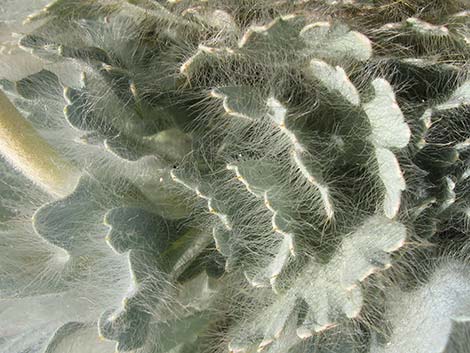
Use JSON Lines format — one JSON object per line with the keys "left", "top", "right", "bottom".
{"left": 364, "top": 78, "right": 410, "bottom": 149}
{"left": 300, "top": 22, "right": 372, "bottom": 61}
{"left": 44, "top": 322, "right": 115, "bottom": 353}
{"left": 375, "top": 147, "right": 406, "bottom": 219}
{"left": 309, "top": 60, "right": 360, "bottom": 106}
{"left": 211, "top": 86, "right": 266, "bottom": 121}
{"left": 372, "top": 261, "right": 470, "bottom": 353}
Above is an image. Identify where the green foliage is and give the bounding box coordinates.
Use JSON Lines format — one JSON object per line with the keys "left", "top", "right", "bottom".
{"left": 0, "top": 0, "right": 469, "bottom": 352}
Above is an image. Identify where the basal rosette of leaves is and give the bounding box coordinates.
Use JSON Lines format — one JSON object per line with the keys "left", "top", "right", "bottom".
{"left": 0, "top": 1, "right": 469, "bottom": 353}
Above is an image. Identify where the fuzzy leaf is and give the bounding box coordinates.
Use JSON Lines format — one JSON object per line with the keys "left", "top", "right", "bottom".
{"left": 266, "top": 97, "right": 313, "bottom": 157}
{"left": 436, "top": 80, "right": 470, "bottom": 111}
{"left": 211, "top": 86, "right": 266, "bottom": 121}
{"left": 60, "top": 45, "right": 111, "bottom": 64}
{"left": 238, "top": 16, "right": 305, "bottom": 52}
{"left": 24, "top": 0, "right": 119, "bottom": 22}
{"left": 32, "top": 175, "right": 110, "bottom": 256}
{"left": 266, "top": 96, "right": 288, "bottom": 127}
{"left": 228, "top": 160, "right": 296, "bottom": 289}
{"left": 180, "top": 46, "right": 234, "bottom": 77}
{"left": 63, "top": 86, "right": 103, "bottom": 132}
{"left": 101, "top": 206, "right": 185, "bottom": 351}
{"left": 14, "top": 70, "right": 61, "bottom": 100}
{"left": 375, "top": 147, "right": 406, "bottom": 219}
{"left": 247, "top": 235, "right": 294, "bottom": 291}
{"left": 98, "top": 65, "right": 135, "bottom": 104}
{"left": 233, "top": 216, "right": 406, "bottom": 350}
{"left": 364, "top": 79, "right": 410, "bottom": 149}
{"left": 176, "top": 271, "right": 218, "bottom": 312}
{"left": 131, "top": 174, "right": 193, "bottom": 220}
{"left": 212, "top": 226, "right": 235, "bottom": 271}
{"left": 148, "top": 312, "right": 213, "bottom": 353}
{"left": 104, "top": 206, "right": 179, "bottom": 288}
{"left": 362, "top": 79, "right": 409, "bottom": 218}
{"left": 372, "top": 261, "right": 470, "bottom": 353}
{"left": 300, "top": 22, "right": 372, "bottom": 61}
{"left": 161, "top": 228, "right": 213, "bottom": 279}
{"left": 297, "top": 216, "right": 405, "bottom": 336}
{"left": 0, "top": 293, "right": 96, "bottom": 339}
{"left": 98, "top": 297, "right": 151, "bottom": 352}
{"left": 142, "top": 129, "right": 192, "bottom": 163}
{"left": 291, "top": 150, "right": 334, "bottom": 219}
{"left": 309, "top": 60, "right": 360, "bottom": 106}
{"left": 104, "top": 207, "right": 176, "bottom": 255}
{"left": 405, "top": 18, "right": 450, "bottom": 37}
{"left": 170, "top": 168, "right": 232, "bottom": 230}
{"left": 27, "top": 176, "right": 141, "bottom": 301}
{"left": 227, "top": 160, "right": 280, "bottom": 197}
{"left": 18, "top": 34, "right": 61, "bottom": 60}
{"left": 101, "top": 124, "right": 185, "bottom": 163}
{"left": 259, "top": 305, "right": 302, "bottom": 353}
{"left": 45, "top": 322, "right": 115, "bottom": 353}
{"left": 443, "top": 318, "right": 470, "bottom": 353}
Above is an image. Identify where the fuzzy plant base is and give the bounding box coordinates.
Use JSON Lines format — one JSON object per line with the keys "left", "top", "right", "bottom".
{"left": 0, "top": 1, "right": 469, "bottom": 352}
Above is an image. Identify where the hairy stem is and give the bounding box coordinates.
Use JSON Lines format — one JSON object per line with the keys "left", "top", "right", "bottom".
{"left": 0, "top": 90, "right": 79, "bottom": 197}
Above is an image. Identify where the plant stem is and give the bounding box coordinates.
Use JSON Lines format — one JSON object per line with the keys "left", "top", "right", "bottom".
{"left": 0, "top": 90, "right": 79, "bottom": 197}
